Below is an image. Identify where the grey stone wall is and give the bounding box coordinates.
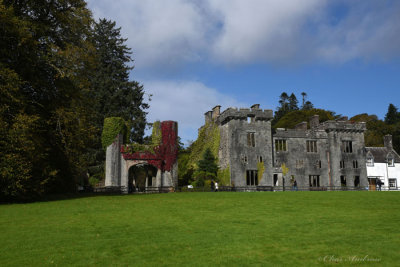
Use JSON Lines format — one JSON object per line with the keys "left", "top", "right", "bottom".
{"left": 204, "top": 105, "right": 369, "bottom": 190}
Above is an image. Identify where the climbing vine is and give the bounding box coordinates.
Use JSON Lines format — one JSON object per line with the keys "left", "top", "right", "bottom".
{"left": 101, "top": 117, "right": 127, "bottom": 150}
{"left": 151, "top": 121, "right": 162, "bottom": 146}
{"left": 257, "top": 162, "right": 265, "bottom": 183}
{"left": 217, "top": 165, "right": 231, "bottom": 186}
{"left": 188, "top": 122, "right": 220, "bottom": 169}
{"left": 120, "top": 121, "right": 178, "bottom": 172}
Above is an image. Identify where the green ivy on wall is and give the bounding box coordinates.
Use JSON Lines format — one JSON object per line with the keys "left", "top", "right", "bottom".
{"left": 217, "top": 165, "right": 230, "bottom": 186}
{"left": 257, "top": 161, "right": 265, "bottom": 183}
{"left": 151, "top": 121, "right": 162, "bottom": 146}
{"left": 188, "top": 122, "right": 220, "bottom": 169}
{"left": 101, "top": 117, "right": 127, "bottom": 150}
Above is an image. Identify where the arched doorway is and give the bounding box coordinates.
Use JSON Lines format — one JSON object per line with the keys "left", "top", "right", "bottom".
{"left": 128, "top": 164, "right": 158, "bottom": 193}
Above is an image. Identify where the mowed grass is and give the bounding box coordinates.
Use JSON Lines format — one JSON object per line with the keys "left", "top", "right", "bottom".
{"left": 0, "top": 192, "right": 399, "bottom": 266}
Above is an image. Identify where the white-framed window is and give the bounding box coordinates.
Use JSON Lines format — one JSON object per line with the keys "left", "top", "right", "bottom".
{"left": 388, "top": 178, "right": 397, "bottom": 189}
{"left": 366, "top": 157, "right": 374, "bottom": 167}
{"left": 388, "top": 157, "right": 394, "bottom": 167}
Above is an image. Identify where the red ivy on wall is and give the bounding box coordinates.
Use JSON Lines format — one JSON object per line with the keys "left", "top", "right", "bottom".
{"left": 120, "top": 121, "right": 178, "bottom": 171}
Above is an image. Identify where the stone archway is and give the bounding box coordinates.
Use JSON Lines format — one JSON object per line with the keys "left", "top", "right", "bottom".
{"left": 128, "top": 164, "right": 158, "bottom": 193}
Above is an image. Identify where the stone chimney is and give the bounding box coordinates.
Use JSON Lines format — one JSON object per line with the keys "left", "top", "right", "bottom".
{"left": 212, "top": 105, "right": 221, "bottom": 120}
{"left": 295, "top": 121, "right": 307, "bottom": 131}
{"left": 310, "top": 115, "right": 319, "bottom": 129}
{"left": 251, "top": 104, "right": 260, "bottom": 110}
{"left": 204, "top": 111, "right": 212, "bottom": 124}
{"left": 384, "top": 135, "right": 393, "bottom": 150}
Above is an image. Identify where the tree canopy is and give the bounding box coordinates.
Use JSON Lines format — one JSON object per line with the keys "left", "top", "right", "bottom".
{"left": 0, "top": 1, "right": 149, "bottom": 201}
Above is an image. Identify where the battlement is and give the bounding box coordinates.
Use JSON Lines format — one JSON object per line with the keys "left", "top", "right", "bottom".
{"left": 204, "top": 105, "right": 273, "bottom": 125}
{"left": 317, "top": 120, "right": 366, "bottom": 133}
{"left": 274, "top": 128, "right": 327, "bottom": 139}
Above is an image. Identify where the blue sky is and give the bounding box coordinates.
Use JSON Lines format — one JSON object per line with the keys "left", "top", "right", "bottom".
{"left": 87, "top": 0, "right": 400, "bottom": 145}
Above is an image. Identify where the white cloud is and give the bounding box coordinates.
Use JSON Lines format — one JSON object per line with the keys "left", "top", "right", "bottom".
{"left": 88, "top": 0, "right": 209, "bottom": 68}
{"left": 87, "top": 0, "right": 400, "bottom": 67}
{"left": 143, "top": 80, "right": 247, "bottom": 144}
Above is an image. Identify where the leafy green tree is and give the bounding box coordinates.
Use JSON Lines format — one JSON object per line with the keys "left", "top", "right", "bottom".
{"left": 274, "top": 109, "right": 335, "bottom": 129}
{"left": 300, "top": 92, "right": 314, "bottom": 110}
{"left": 302, "top": 101, "right": 314, "bottom": 110}
{"left": 384, "top": 104, "right": 400, "bottom": 125}
{"left": 197, "top": 148, "right": 218, "bottom": 174}
{"left": 301, "top": 92, "right": 307, "bottom": 107}
{"left": 288, "top": 93, "right": 299, "bottom": 111}
{"left": 272, "top": 92, "right": 289, "bottom": 125}
{"left": 193, "top": 148, "right": 218, "bottom": 186}
{"left": 0, "top": 1, "right": 97, "bottom": 200}
{"left": 91, "top": 19, "right": 149, "bottom": 143}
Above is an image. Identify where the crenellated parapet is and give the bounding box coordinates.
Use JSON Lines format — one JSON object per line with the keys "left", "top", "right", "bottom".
{"left": 210, "top": 105, "right": 273, "bottom": 125}
{"left": 318, "top": 120, "right": 366, "bottom": 133}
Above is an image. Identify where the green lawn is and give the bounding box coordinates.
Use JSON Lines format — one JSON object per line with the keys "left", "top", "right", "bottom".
{"left": 0, "top": 192, "right": 399, "bottom": 266}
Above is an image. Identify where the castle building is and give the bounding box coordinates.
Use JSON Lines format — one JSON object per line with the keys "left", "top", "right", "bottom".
{"left": 206, "top": 104, "right": 369, "bottom": 190}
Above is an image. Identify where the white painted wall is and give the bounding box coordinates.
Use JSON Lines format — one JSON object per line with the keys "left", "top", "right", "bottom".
{"left": 366, "top": 162, "right": 400, "bottom": 190}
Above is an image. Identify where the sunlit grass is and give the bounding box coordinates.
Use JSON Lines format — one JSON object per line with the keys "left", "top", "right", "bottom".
{"left": 0, "top": 192, "right": 399, "bottom": 266}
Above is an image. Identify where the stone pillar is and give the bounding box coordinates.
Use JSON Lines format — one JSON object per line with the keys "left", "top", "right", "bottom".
{"left": 105, "top": 134, "right": 123, "bottom": 187}
{"left": 120, "top": 156, "right": 128, "bottom": 194}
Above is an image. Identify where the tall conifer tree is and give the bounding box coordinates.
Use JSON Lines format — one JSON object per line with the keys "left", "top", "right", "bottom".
{"left": 91, "top": 19, "right": 149, "bottom": 143}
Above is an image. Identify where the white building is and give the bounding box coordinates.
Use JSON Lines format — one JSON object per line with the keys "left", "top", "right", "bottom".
{"left": 366, "top": 135, "right": 400, "bottom": 190}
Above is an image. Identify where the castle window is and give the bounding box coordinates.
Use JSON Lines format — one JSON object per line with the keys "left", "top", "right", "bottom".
{"left": 296, "top": 160, "right": 304, "bottom": 168}
{"left": 353, "top": 160, "right": 358, "bottom": 169}
{"left": 306, "top": 140, "right": 317, "bottom": 153}
{"left": 246, "top": 170, "right": 258, "bottom": 186}
{"left": 258, "top": 156, "right": 263, "bottom": 162}
{"left": 309, "top": 175, "right": 320, "bottom": 187}
{"left": 242, "top": 155, "right": 248, "bottom": 164}
{"left": 343, "top": 141, "right": 353, "bottom": 153}
{"left": 340, "top": 160, "right": 345, "bottom": 169}
{"left": 316, "top": 160, "right": 322, "bottom": 169}
{"left": 354, "top": 176, "right": 360, "bottom": 187}
{"left": 247, "top": 132, "right": 255, "bottom": 147}
{"left": 275, "top": 139, "right": 287, "bottom": 151}
{"left": 340, "top": 175, "right": 347, "bottom": 187}
{"left": 366, "top": 157, "right": 374, "bottom": 167}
